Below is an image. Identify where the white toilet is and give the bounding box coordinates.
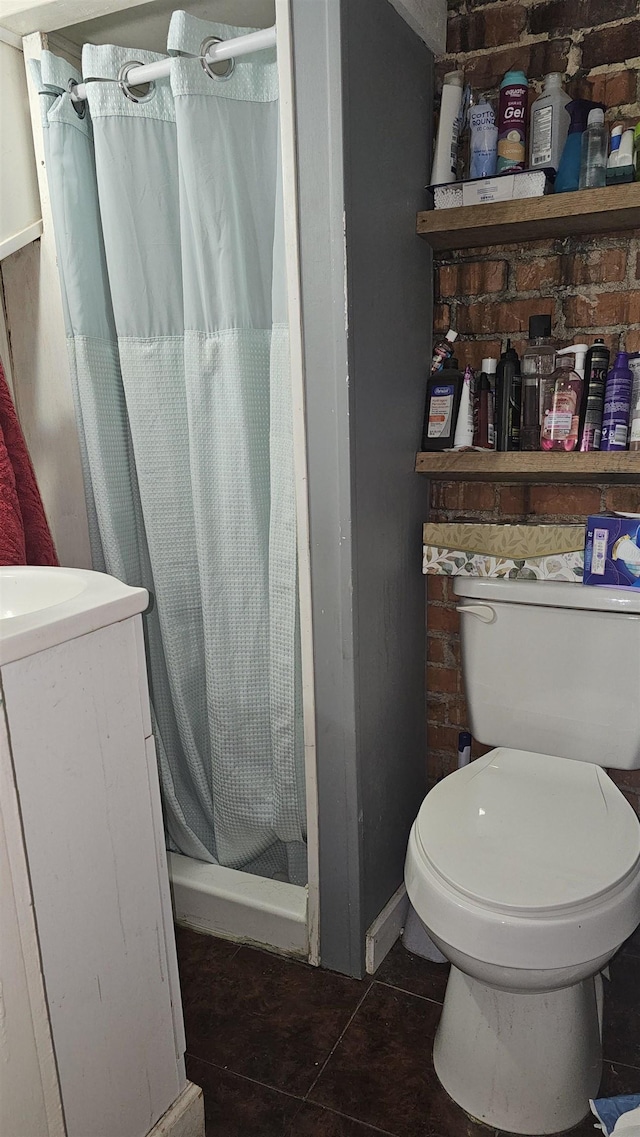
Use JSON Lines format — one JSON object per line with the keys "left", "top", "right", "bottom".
{"left": 406, "top": 577, "right": 640, "bottom": 1136}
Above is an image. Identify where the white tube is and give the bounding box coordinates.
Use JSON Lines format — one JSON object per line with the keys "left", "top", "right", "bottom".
{"left": 71, "top": 25, "right": 276, "bottom": 102}
{"left": 453, "top": 365, "right": 475, "bottom": 449}
{"left": 430, "top": 70, "right": 464, "bottom": 186}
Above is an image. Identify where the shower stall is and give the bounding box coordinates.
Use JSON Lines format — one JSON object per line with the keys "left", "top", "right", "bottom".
{"left": 3, "top": 0, "right": 441, "bottom": 979}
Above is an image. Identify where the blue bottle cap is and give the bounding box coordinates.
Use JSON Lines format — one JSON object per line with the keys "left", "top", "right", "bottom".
{"left": 500, "top": 70, "right": 528, "bottom": 88}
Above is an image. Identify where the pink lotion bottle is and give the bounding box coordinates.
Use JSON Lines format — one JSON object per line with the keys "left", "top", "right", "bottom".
{"left": 540, "top": 344, "right": 587, "bottom": 452}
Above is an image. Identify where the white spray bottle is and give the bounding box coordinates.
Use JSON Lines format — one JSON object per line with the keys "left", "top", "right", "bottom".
{"left": 431, "top": 72, "right": 464, "bottom": 186}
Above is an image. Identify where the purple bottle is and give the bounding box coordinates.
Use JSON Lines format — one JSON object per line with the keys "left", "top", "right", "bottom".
{"left": 601, "top": 352, "right": 633, "bottom": 451}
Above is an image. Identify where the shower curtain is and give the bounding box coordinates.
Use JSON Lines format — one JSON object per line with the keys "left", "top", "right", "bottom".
{"left": 30, "top": 12, "right": 306, "bottom": 884}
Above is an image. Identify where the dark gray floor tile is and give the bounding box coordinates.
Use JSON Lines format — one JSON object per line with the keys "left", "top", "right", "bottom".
{"left": 603, "top": 952, "right": 640, "bottom": 1070}
{"left": 182, "top": 938, "right": 369, "bottom": 1096}
{"left": 309, "top": 983, "right": 488, "bottom": 1137}
{"left": 375, "top": 941, "right": 449, "bottom": 1003}
{"left": 600, "top": 1059, "right": 640, "bottom": 1096}
{"left": 285, "top": 1102, "right": 399, "bottom": 1136}
{"left": 186, "top": 1054, "right": 300, "bottom": 1137}
{"left": 175, "top": 925, "right": 240, "bottom": 1010}
{"left": 622, "top": 922, "right": 640, "bottom": 959}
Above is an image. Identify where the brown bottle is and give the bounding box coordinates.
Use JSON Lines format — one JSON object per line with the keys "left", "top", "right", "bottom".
{"left": 473, "top": 358, "right": 497, "bottom": 449}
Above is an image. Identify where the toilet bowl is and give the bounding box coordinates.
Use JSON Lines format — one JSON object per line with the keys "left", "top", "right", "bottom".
{"left": 407, "top": 578, "right": 640, "bottom": 1135}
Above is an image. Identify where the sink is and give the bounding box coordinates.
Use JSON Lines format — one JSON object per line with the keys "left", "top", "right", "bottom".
{"left": 0, "top": 567, "right": 148, "bottom": 666}
{"left": 0, "top": 567, "right": 87, "bottom": 619}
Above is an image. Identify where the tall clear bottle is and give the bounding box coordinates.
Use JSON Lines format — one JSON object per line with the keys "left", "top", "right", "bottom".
{"left": 520, "top": 315, "right": 555, "bottom": 451}
{"left": 529, "top": 73, "right": 571, "bottom": 173}
{"left": 579, "top": 108, "right": 607, "bottom": 189}
{"left": 540, "top": 345, "right": 587, "bottom": 452}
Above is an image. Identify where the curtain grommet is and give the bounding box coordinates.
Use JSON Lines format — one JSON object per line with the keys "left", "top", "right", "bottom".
{"left": 118, "top": 61, "right": 156, "bottom": 103}
{"left": 200, "top": 37, "right": 235, "bottom": 82}
{"left": 68, "top": 79, "right": 87, "bottom": 118}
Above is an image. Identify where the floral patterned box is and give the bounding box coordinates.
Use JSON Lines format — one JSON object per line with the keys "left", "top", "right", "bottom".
{"left": 422, "top": 523, "right": 585, "bottom": 582}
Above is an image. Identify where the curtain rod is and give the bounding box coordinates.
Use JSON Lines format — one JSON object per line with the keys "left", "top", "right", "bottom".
{"left": 70, "top": 24, "right": 276, "bottom": 102}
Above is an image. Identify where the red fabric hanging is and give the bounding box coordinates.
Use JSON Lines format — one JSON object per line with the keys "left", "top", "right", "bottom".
{"left": 0, "top": 359, "right": 58, "bottom": 567}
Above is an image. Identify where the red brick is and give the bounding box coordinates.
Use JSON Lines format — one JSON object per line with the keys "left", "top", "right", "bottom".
{"left": 625, "top": 329, "right": 640, "bottom": 353}
{"left": 471, "top": 739, "right": 493, "bottom": 759}
{"left": 426, "top": 575, "right": 450, "bottom": 603}
{"left": 433, "top": 303, "right": 452, "bottom": 333}
{"left": 455, "top": 40, "right": 571, "bottom": 92}
{"left": 457, "top": 299, "right": 554, "bottom": 335}
{"left": 499, "top": 485, "right": 530, "bottom": 514}
{"left": 460, "top": 482, "right": 497, "bottom": 511}
{"left": 427, "top": 752, "right": 458, "bottom": 783}
{"left": 567, "top": 75, "right": 596, "bottom": 101}
{"left": 604, "top": 486, "right": 640, "bottom": 513}
{"left": 444, "top": 697, "right": 469, "bottom": 727}
{"left": 426, "top": 689, "right": 448, "bottom": 710}
{"left": 431, "top": 482, "right": 463, "bottom": 511}
{"left": 427, "top": 637, "right": 449, "bottom": 665}
{"left": 588, "top": 68, "right": 638, "bottom": 109}
{"left": 582, "top": 20, "right": 640, "bottom": 70}
{"left": 447, "top": 5, "right": 527, "bottom": 53}
{"left": 427, "top": 665, "right": 460, "bottom": 695}
{"left": 438, "top": 260, "right": 507, "bottom": 298}
{"left": 518, "top": 239, "right": 561, "bottom": 257}
{"left": 427, "top": 722, "right": 466, "bottom": 754}
{"left": 564, "top": 290, "right": 640, "bottom": 328}
{"left": 564, "top": 248, "right": 628, "bottom": 286}
{"left": 446, "top": 13, "right": 465, "bottom": 53}
{"left": 456, "top": 339, "right": 502, "bottom": 372}
{"left": 529, "top": 0, "right": 638, "bottom": 35}
{"left": 427, "top": 605, "right": 460, "bottom": 634}
{"left": 529, "top": 485, "right": 602, "bottom": 518}
{"left": 515, "top": 258, "right": 562, "bottom": 292}
{"left": 482, "top": 4, "right": 527, "bottom": 47}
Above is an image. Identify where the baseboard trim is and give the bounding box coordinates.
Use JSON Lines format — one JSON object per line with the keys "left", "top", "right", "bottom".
{"left": 147, "top": 1082, "right": 204, "bottom": 1137}
{"left": 365, "top": 884, "right": 409, "bottom": 974}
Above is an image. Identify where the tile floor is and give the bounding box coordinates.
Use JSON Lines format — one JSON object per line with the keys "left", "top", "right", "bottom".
{"left": 176, "top": 924, "right": 640, "bottom": 1137}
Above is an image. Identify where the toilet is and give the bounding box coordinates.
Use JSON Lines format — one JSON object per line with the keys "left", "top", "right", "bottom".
{"left": 406, "top": 577, "right": 640, "bottom": 1136}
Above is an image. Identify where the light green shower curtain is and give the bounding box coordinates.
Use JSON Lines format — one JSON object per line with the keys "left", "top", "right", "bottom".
{"left": 30, "top": 12, "right": 306, "bottom": 883}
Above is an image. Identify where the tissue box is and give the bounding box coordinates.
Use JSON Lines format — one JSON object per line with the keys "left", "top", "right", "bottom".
{"left": 430, "top": 169, "right": 553, "bottom": 210}
{"left": 423, "top": 522, "right": 584, "bottom": 581}
{"left": 583, "top": 512, "right": 640, "bottom": 589}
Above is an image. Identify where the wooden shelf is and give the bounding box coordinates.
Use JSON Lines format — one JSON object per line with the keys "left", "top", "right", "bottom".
{"left": 415, "top": 451, "right": 640, "bottom": 483}
{"left": 416, "top": 183, "right": 640, "bottom": 251}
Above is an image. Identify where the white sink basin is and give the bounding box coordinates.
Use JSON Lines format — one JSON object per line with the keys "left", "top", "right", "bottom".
{"left": 0, "top": 567, "right": 88, "bottom": 619}
{"left": 0, "top": 567, "right": 148, "bottom": 665}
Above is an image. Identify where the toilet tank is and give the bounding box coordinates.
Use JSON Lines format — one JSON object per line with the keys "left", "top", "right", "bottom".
{"left": 454, "top": 578, "right": 640, "bottom": 770}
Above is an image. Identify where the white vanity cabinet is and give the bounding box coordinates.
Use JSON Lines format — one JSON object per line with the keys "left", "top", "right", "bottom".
{"left": 0, "top": 568, "right": 203, "bottom": 1137}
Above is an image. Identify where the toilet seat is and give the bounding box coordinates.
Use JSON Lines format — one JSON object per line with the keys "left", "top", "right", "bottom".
{"left": 406, "top": 748, "right": 640, "bottom": 970}
{"left": 418, "top": 748, "right": 640, "bottom": 912}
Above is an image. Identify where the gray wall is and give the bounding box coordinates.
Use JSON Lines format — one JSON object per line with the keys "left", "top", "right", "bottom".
{"left": 292, "top": 0, "right": 433, "bottom": 977}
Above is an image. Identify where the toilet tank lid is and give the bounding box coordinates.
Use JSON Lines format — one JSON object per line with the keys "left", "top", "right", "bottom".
{"left": 453, "top": 578, "right": 640, "bottom": 614}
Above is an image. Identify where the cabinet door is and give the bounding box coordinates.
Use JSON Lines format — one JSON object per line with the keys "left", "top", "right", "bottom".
{"left": 0, "top": 693, "right": 65, "bottom": 1137}
{"left": 2, "top": 618, "right": 182, "bottom": 1137}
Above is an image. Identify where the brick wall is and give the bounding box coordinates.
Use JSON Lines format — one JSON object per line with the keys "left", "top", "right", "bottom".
{"left": 426, "top": 0, "right": 640, "bottom": 812}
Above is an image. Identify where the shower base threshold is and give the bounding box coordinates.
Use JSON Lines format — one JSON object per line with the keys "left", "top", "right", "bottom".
{"left": 168, "top": 852, "right": 308, "bottom": 958}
